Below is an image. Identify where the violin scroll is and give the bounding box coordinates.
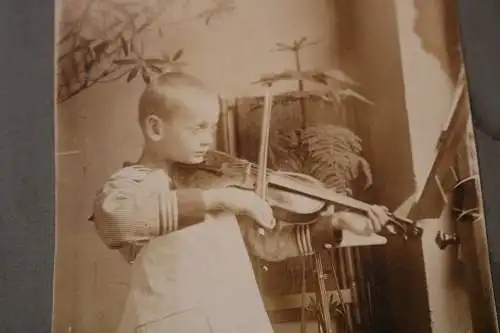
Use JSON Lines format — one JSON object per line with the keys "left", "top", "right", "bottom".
{"left": 385, "top": 213, "right": 423, "bottom": 240}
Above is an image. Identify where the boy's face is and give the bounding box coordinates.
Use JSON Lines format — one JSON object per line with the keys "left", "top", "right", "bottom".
{"left": 157, "top": 88, "right": 220, "bottom": 164}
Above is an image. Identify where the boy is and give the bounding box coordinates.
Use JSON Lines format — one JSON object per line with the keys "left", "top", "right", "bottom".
{"left": 91, "top": 72, "right": 390, "bottom": 333}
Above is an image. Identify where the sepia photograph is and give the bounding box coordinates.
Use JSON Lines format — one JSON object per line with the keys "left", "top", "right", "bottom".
{"left": 54, "top": 1, "right": 498, "bottom": 332}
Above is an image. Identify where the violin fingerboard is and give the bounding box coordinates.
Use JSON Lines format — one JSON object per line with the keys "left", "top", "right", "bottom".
{"left": 173, "top": 167, "right": 232, "bottom": 189}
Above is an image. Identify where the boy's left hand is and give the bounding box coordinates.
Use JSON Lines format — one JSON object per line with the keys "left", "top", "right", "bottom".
{"left": 334, "top": 205, "right": 391, "bottom": 236}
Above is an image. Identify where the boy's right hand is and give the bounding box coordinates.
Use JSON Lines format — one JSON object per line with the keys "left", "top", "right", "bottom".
{"left": 203, "top": 187, "right": 276, "bottom": 230}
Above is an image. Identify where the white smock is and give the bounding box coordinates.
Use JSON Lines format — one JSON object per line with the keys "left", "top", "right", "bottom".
{"left": 115, "top": 212, "right": 274, "bottom": 333}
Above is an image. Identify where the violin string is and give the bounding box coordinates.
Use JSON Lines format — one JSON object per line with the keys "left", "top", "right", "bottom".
{"left": 225, "top": 162, "right": 298, "bottom": 181}
{"left": 226, "top": 158, "right": 420, "bottom": 228}
{"left": 212, "top": 151, "right": 307, "bottom": 183}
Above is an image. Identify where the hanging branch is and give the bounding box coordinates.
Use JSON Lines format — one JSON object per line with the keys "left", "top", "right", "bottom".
{"left": 56, "top": 0, "right": 236, "bottom": 104}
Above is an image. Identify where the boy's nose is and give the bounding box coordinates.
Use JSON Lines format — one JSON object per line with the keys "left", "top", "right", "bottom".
{"left": 200, "top": 133, "right": 214, "bottom": 145}
{"left": 199, "top": 138, "right": 212, "bottom": 147}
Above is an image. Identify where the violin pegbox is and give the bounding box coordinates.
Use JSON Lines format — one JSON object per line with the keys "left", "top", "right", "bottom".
{"left": 383, "top": 216, "right": 423, "bottom": 241}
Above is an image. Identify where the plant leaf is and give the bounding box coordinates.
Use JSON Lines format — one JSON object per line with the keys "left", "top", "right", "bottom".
{"left": 83, "top": 57, "right": 94, "bottom": 74}
{"left": 339, "top": 88, "right": 374, "bottom": 105}
{"left": 303, "top": 40, "right": 320, "bottom": 48}
{"left": 113, "top": 58, "right": 139, "bottom": 65}
{"left": 205, "top": 13, "right": 213, "bottom": 25}
{"left": 173, "top": 49, "right": 184, "bottom": 61}
{"left": 295, "top": 37, "right": 307, "bottom": 49}
{"left": 254, "top": 70, "right": 332, "bottom": 85}
{"left": 276, "top": 43, "right": 290, "bottom": 48}
{"left": 61, "top": 68, "right": 71, "bottom": 90}
{"left": 93, "top": 40, "right": 110, "bottom": 58}
{"left": 145, "top": 58, "right": 169, "bottom": 65}
{"left": 311, "top": 73, "right": 328, "bottom": 85}
{"left": 127, "top": 67, "right": 139, "bottom": 82}
{"left": 275, "top": 42, "right": 293, "bottom": 51}
{"left": 78, "top": 37, "right": 94, "bottom": 49}
{"left": 162, "top": 53, "right": 171, "bottom": 62}
{"left": 70, "top": 54, "right": 79, "bottom": 80}
{"left": 285, "top": 90, "right": 333, "bottom": 103}
{"left": 358, "top": 157, "right": 373, "bottom": 189}
{"left": 325, "top": 69, "right": 356, "bottom": 85}
{"left": 141, "top": 67, "right": 151, "bottom": 84}
{"left": 120, "top": 36, "right": 128, "bottom": 56}
{"left": 130, "top": 41, "right": 139, "bottom": 55}
{"left": 149, "top": 64, "right": 163, "bottom": 73}
{"left": 58, "top": 31, "right": 73, "bottom": 45}
{"left": 172, "top": 61, "right": 188, "bottom": 68}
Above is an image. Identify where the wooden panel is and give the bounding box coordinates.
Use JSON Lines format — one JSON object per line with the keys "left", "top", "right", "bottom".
{"left": 264, "top": 290, "right": 352, "bottom": 311}
{"left": 454, "top": 121, "right": 499, "bottom": 333}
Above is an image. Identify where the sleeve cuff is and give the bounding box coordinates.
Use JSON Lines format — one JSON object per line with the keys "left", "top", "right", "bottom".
{"left": 175, "top": 188, "right": 208, "bottom": 226}
{"left": 309, "top": 217, "right": 344, "bottom": 251}
{"left": 295, "top": 225, "right": 314, "bottom": 256}
{"left": 157, "top": 187, "right": 208, "bottom": 235}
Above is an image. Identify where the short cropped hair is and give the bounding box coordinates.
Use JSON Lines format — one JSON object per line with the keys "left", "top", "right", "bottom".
{"left": 138, "top": 72, "right": 209, "bottom": 126}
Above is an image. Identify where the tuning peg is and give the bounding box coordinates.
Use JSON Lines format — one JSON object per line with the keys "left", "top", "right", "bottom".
{"left": 435, "top": 231, "right": 460, "bottom": 250}
{"left": 410, "top": 226, "right": 424, "bottom": 238}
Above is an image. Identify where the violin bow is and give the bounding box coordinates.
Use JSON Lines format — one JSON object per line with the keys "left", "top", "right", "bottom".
{"left": 254, "top": 85, "right": 338, "bottom": 333}
{"left": 255, "top": 84, "right": 274, "bottom": 230}
{"left": 252, "top": 83, "right": 274, "bottom": 290}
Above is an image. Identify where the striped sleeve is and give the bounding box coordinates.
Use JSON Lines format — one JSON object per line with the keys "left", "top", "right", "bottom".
{"left": 295, "top": 225, "right": 315, "bottom": 256}
{"left": 92, "top": 167, "right": 207, "bottom": 250}
{"left": 241, "top": 217, "right": 343, "bottom": 262}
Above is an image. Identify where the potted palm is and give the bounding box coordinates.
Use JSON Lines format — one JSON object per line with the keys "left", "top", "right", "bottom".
{"left": 237, "top": 36, "right": 374, "bottom": 195}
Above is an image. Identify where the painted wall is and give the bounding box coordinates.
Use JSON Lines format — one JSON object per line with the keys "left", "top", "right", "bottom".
{"left": 332, "top": 1, "right": 418, "bottom": 331}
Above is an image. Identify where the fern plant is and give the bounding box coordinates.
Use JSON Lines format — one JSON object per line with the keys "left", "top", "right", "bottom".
{"left": 238, "top": 105, "right": 372, "bottom": 195}
{"left": 241, "top": 37, "right": 373, "bottom": 195}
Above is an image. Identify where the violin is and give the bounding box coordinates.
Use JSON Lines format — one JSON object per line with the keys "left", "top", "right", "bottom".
{"left": 173, "top": 149, "right": 423, "bottom": 240}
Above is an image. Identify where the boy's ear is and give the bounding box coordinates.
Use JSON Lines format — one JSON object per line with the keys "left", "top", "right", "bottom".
{"left": 144, "top": 114, "right": 164, "bottom": 141}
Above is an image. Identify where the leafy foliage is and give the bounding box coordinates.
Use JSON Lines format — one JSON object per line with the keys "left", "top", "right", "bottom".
{"left": 300, "top": 125, "right": 372, "bottom": 194}
{"left": 237, "top": 100, "right": 372, "bottom": 195}
{"left": 244, "top": 37, "right": 373, "bottom": 195}
{"left": 56, "top": 0, "right": 235, "bottom": 103}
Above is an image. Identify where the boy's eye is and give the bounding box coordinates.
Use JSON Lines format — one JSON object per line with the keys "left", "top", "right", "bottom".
{"left": 190, "top": 123, "right": 217, "bottom": 133}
